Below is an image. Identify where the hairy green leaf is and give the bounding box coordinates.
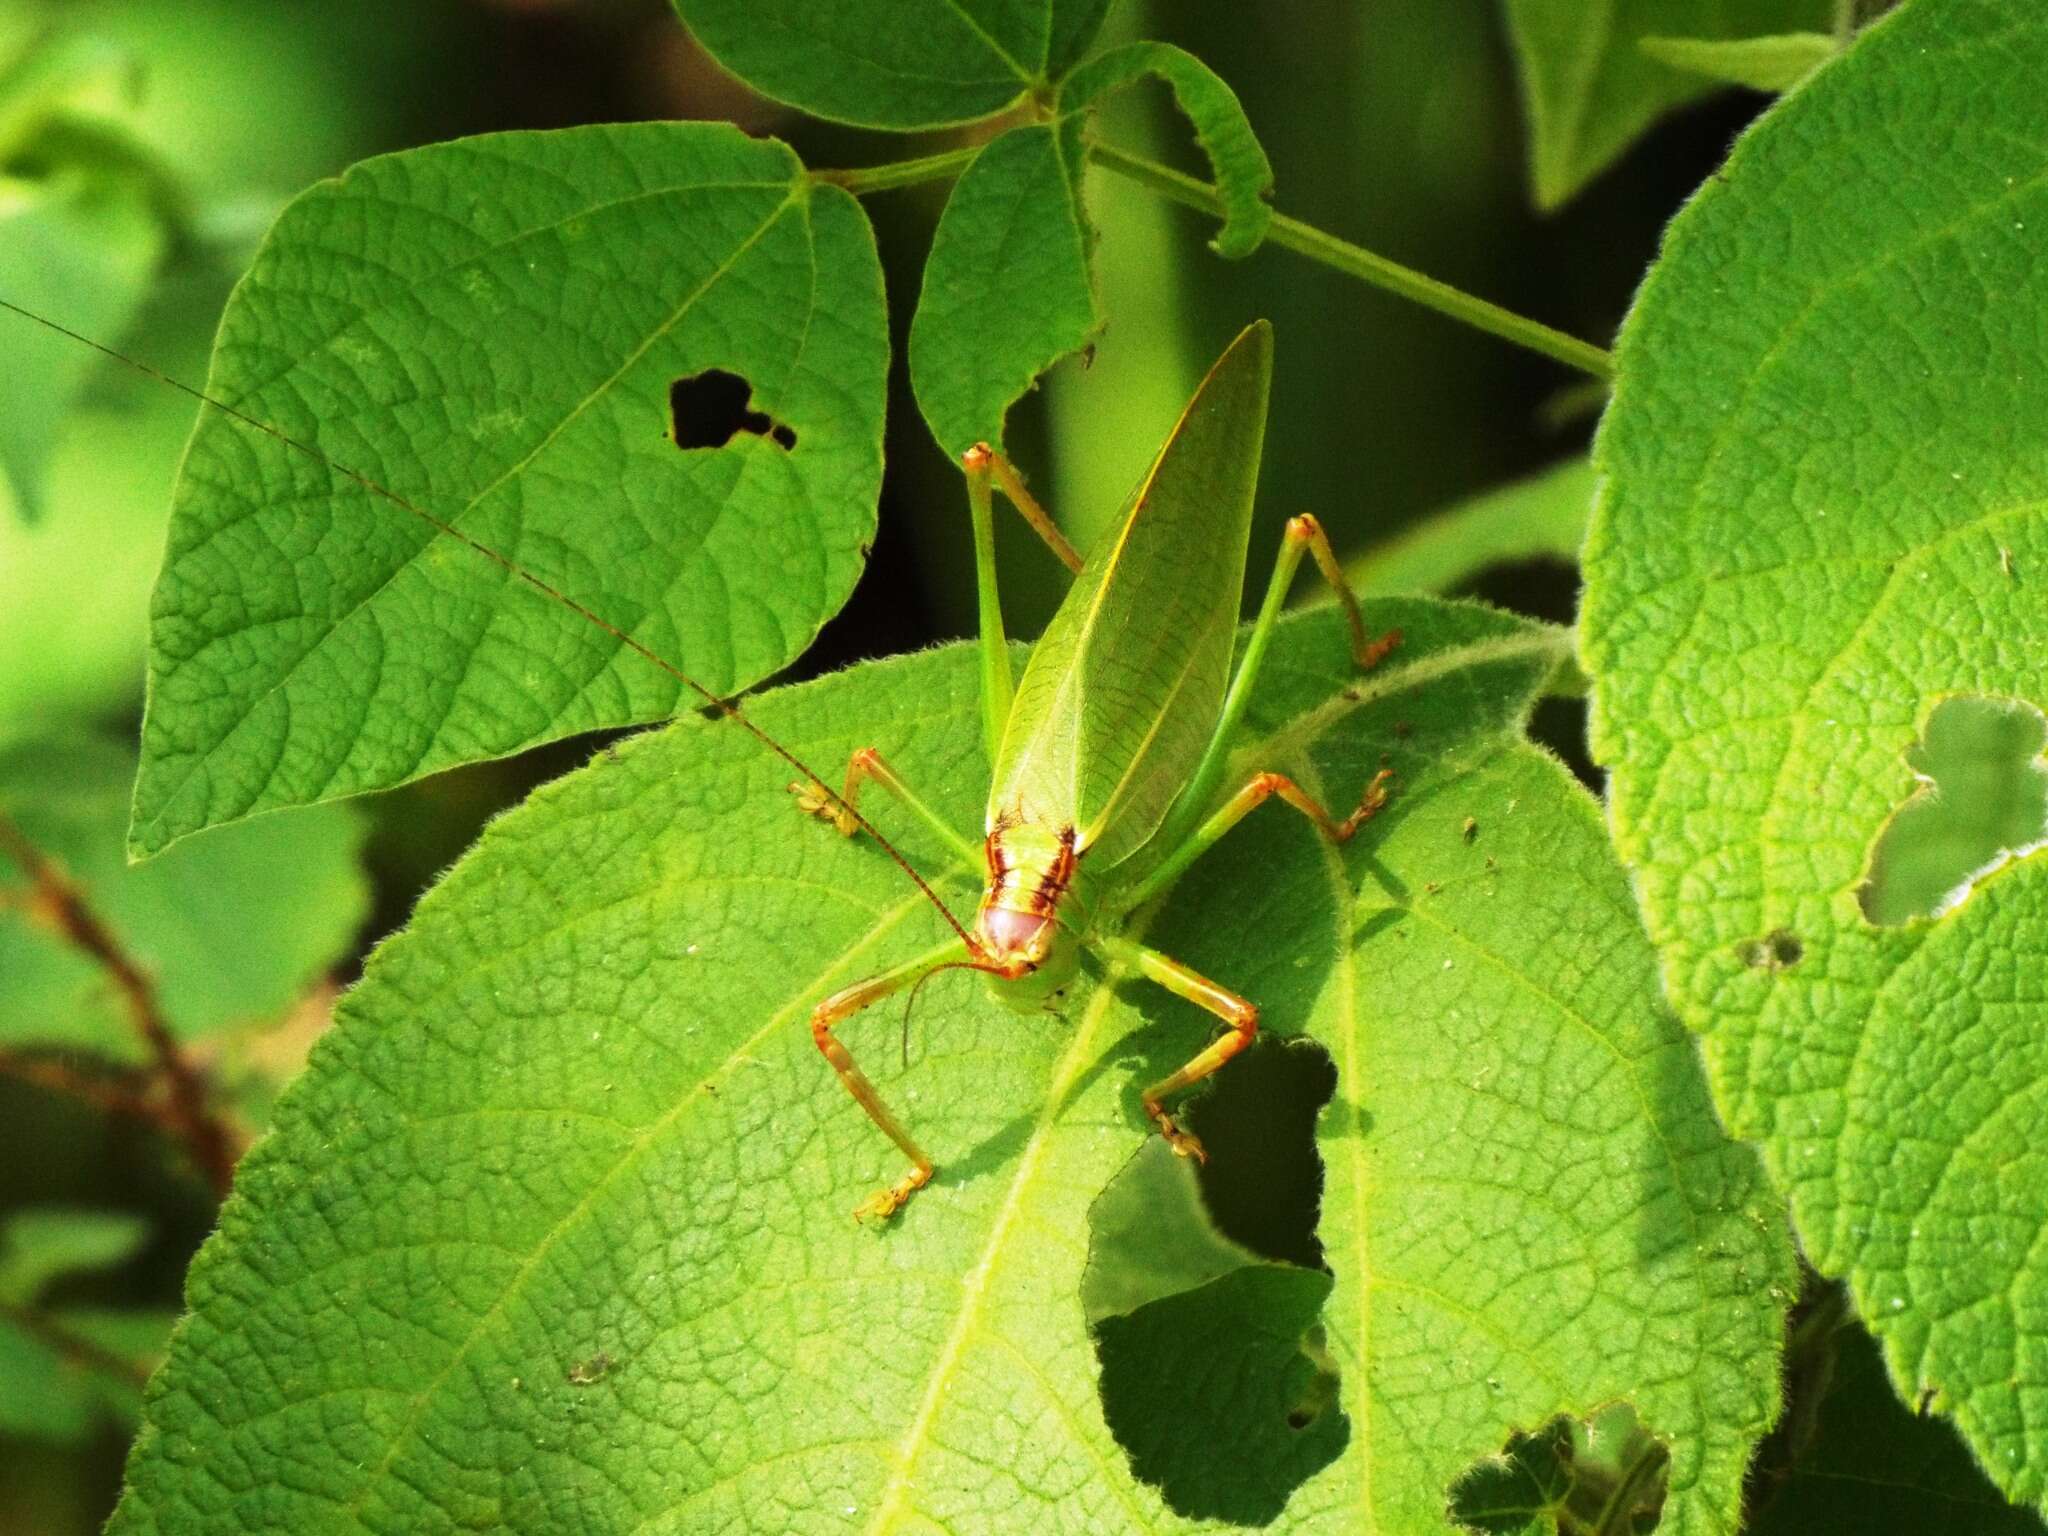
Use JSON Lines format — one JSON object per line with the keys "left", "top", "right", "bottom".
{"left": 130, "top": 121, "right": 887, "bottom": 856}
{"left": 0, "top": 734, "right": 368, "bottom": 1061}
{"left": 1637, "top": 32, "right": 1835, "bottom": 94}
{"left": 669, "top": 0, "right": 1111, "bottom": 129}
{"left": 1348, "top": 455, "right": 1595, "bottom": 598}
{"left": 1582, "top": 0, "right": 2048, "bottom": 1504}
{"left": 1502, "top": 0, "right": 1830, "bottom": 209}
{"left": 111, "top": 596, "right": 1782, "bottom": 1534}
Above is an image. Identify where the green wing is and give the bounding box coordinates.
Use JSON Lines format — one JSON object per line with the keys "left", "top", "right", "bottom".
{"left": 988, "top": 321, "right": 1270, "bottom": 868}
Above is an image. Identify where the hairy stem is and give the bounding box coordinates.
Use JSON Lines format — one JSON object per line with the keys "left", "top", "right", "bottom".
{"left": 1086, "top": 142, "right": 1613, "bottom": 378}
{"left": 0, "top": 814, "right": 239, "bottom": 1195}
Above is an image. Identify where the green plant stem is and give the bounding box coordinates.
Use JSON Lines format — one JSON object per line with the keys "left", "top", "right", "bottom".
{"left": 812, "top": 145, "right": 980, "bottom": 195}
{"left": 817, "top": 141, "right": 1614, "bottom": 380}
{"left": 1086, "top": 142, "right": 1613, "bottom": 378}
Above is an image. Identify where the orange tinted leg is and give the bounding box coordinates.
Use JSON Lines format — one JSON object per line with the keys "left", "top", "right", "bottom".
{"left": 811, "top": 939, "right": 969, "bottom": 1221}
{"left": 790, "top": 748, "right": 979, "bottom": 865}
{"left": 1104, "top": 937, "right": 1260, "bottom": 1163}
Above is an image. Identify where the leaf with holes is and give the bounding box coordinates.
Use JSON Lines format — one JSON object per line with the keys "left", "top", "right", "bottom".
{"left": 110, "top": 596, "right": 1785, "bottom": 1535}
{"left": 669, "top": 0, "right": 1111, "bottom": 129}
{"left": 129, "top": 121, "right": 888, "bottom": 856}
{"left": 1582, "top": 0, "right": 2048, "bottom": 1506}
{"left": 1501, "top": 0, "right": 1831, "bottom": 209}
{"left": 0, "top": 733, "right": 369, "bottom": 1061}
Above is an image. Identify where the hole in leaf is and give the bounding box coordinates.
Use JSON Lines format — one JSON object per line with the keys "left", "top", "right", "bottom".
{"left": 1736, "top": 929, "right": 1803, "bottom": 971}
{"left": 1083, "top": 1057, "right": 1344, "bottom": 1528}
{"left": 1185, "top": 1035, "right": 1336, "bottom": 1271}
{"left": 667, "top": 370, "right": 796, "bottom": 452}
{"left": 1448, "top": 1402, "right": 1669, "bottom": 1535}
{"left": 1858, "top": 694, "right": 2048, "bottom": 925}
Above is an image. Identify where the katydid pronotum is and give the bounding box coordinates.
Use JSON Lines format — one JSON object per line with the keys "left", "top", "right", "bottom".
{"left": 0, "top": 301, "right": 1393, "bottom": 1225}
{"left": 796, "top": 321, "right": 1397, "bottom": 1220}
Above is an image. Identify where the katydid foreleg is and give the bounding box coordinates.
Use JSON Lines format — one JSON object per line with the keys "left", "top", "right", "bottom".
{"left": 791, "top": 747, "right": 980, "bottom": 864}
{"left": 810, "top": 937, "right": 973, "bottom": 1221}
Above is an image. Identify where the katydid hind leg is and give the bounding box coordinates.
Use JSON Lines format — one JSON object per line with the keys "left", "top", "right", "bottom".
{"left": 1151, "top": 511, "right": 1401, "bottom": 868}
{"left": 1124, "top": 764, "right": 1394, "bottom": 913}
{"left": 811, "top": 939, "right": 970, "bottom": 1221}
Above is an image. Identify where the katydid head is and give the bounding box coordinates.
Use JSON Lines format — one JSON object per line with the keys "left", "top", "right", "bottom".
{"left": 971, "top": 818, "right": 1089, "bottom": 1005}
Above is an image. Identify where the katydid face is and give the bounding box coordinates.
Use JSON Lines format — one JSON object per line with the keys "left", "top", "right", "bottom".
{"left": 975, "top": 818, "right": 1090, "bottom": 1004}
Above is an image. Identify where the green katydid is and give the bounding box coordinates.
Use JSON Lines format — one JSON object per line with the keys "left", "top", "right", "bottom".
{"left": 0, "top": 300, "right": 1393, "bottom": 1225}
{"left": 794, "top": 320, "right": 1398, "bottom": 1221}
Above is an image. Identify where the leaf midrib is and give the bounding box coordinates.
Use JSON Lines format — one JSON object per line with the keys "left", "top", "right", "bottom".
{"left": 857, "top": 940, "right": 1161, "bottom": 1536}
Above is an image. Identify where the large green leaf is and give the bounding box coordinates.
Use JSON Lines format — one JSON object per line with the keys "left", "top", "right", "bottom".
{"left": 669, "top": 0, "right": 1111, "bottom": 130}
{"left": 1501, "top": 0, "right": 1831, "bottom": 209}
{"left": 0, "top": 734, "right": 368, "bottom": 1062}
{"left": 1582, "top": 0, "right": 2048, "bottom": 1505}
{"left": 111, "top": 597, "right": 1783, "bottom": 1534}
{"left": 130, "top": 121, "right": 888, "bottom": 856}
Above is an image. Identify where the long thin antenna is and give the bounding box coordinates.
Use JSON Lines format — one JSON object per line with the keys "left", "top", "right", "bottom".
{"left": 0, "top": 296, "right": 976, "bottom": 950}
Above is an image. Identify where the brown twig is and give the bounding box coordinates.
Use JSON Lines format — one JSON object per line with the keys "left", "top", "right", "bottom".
{"left": 0, "top": 1048, "right": 162, "bottom": 1122}
{"left": 0, "top": 812, "right": 239, "bottom": 1196}
{"left": 0, "top": 1296, "right": 155, "bottom": 1391}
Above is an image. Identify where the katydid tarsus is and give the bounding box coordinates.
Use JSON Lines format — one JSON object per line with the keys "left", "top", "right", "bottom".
{"left": 797, "top": 320, "right": 1397, "bottom": 1220}
{"left": 0, "top": 300, "right": 1395, "bottom": 1225}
